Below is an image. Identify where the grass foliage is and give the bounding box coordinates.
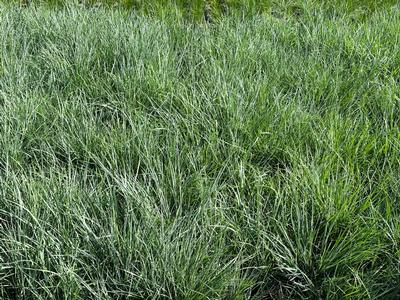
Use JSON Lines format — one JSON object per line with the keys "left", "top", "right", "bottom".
{"left": 1, "top": 1, "right": 400, "bottom": 299}
{"left": 8, "top": 0, "right": 400, "bottom": 21}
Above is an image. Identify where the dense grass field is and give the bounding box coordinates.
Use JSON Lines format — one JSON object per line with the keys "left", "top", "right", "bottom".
{"left": 1, "top": 1, "right": 400, "bottom": 299}
{"left": 6, "top": 0, "right": 400, "bottom": 21}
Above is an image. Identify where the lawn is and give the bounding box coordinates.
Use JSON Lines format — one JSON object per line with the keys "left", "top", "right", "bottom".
{"left": 1, "top": 1, "right": 400, "bottom": 299}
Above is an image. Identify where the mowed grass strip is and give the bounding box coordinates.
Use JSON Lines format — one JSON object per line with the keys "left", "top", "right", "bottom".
{"left": 0, "top": 2, "right": 400, "bottom": 299}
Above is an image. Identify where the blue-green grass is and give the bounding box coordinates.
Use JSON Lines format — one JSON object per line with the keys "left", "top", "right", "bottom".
{"left": 0, "top": 1, "right": 400, "bottom": 299}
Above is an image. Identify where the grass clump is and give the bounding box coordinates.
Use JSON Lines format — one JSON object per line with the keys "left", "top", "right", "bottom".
{"left": 1, "top": 2, "right": 400, "bottom": 299}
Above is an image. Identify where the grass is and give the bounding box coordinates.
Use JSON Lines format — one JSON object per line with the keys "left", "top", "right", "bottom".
{"left": 1, "top": 1, "right": 400, "bottom": 299}
{"left": 7, "top": 0, "right": 400, "bottom": 21}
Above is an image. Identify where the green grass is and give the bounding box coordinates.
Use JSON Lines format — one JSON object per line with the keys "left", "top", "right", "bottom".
{"left": 6, "top": 0, "right": 400, "bottom": 22}
{"left": 1, "top": 1, "right": 400, "bottom": 299}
